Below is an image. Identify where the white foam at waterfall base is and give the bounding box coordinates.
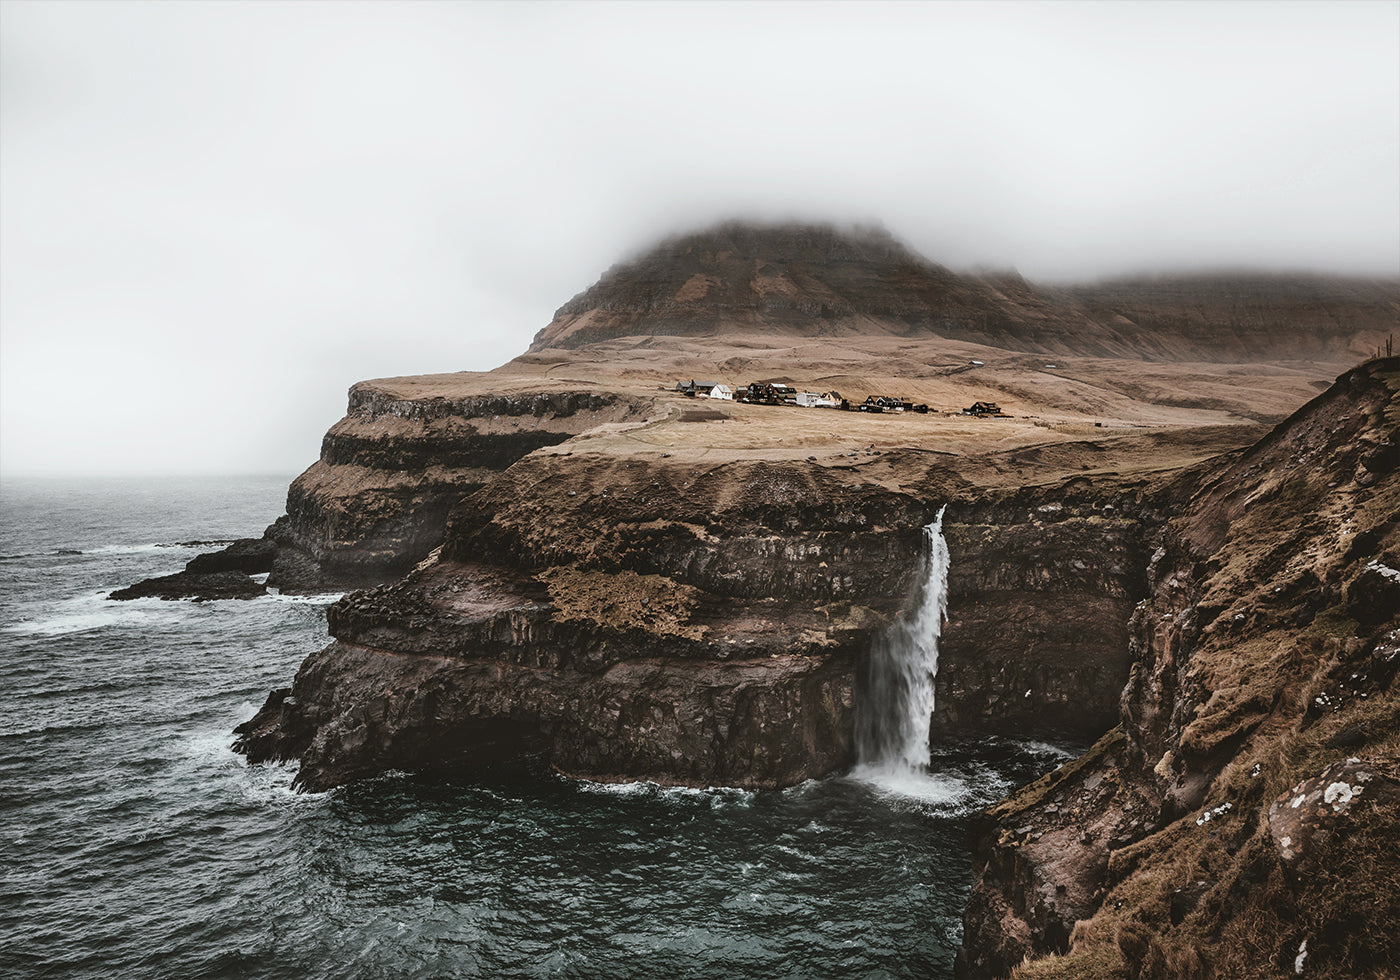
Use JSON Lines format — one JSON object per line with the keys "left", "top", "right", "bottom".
{"left": 852, "top": 506, "right": 952, "bottom": 800}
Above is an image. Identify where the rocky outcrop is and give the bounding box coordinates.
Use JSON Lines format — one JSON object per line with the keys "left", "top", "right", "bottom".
{"left": 235, "top": 457, "right": 936, "bottom": 789}
{"left": 234, "top": 559, "right": 862, "bottom": 792}
{"left": 110, "top": 569, "right": 267, "bottom": 601}
{"left": 956, "top": 358, "right": 1400, "bottom": 979}
{"left": 184, "top": 536, "right": 277, "bottom": 575}
{"left": 937, "top": 484, "right": 1172, "bottom": 738}
{"left": 235, "top": 437, "right": 1191, "bottom": 792}
{"left": 263, "top": 385, "right": 653, "bottom": 592}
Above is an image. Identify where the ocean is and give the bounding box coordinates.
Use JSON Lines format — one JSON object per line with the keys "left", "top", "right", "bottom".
{"left": 0, "top": 476, "right": 1074, "bottom": 979}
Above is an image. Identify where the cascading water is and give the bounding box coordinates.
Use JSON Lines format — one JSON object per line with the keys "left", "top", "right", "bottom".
{"left": 854, "top": 506, "right": 950, "bottom": 782}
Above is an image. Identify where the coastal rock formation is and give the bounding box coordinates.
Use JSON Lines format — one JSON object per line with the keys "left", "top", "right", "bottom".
{"left": 229, "top": 224, "right": 1396, "bottom": 797}
{"left": 110, "top": 570, "right": 267, "bottom": 601}
{"left": 235, "top": 457, "right": 934, "bottom": 789}
{"left": 956, "top": 358, "right": 1400, "bottom": 979}
{"left": 184, "top": 536, "right": 277, "bottom": 575}
{"left": 937, "top": 485, "right": 1169, "bottom": 739}
{"left": 235, "top": 431, "right": 1191, "bottom": 791}
{"left": 263, "top": 386, "right": 653, "bottom": 592}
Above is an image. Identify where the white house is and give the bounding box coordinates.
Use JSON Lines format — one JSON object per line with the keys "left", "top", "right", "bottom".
{"left": 706, "top": 384, "right": 734, "bottom": 401}
{"left": 795, "top": 391, "right": 837, "bottom": 408}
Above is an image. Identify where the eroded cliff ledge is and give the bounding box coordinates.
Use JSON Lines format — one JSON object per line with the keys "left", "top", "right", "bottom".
{"left": 235, "top": 429, "right": 1208, "bottom": 792}
{"left": 956, "top": 358, "right": 1400, "bottom": 980}
{"left": 263, "top": 383, "right": 654, "bottom": 591}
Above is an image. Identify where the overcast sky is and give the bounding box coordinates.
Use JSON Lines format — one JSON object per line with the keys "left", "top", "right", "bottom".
{"left": 2, "top": 1, "right": 1397, "bottom": 477}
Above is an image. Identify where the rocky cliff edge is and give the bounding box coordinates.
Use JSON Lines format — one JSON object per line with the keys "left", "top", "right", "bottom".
{"left": 956, "top": 358, "right": 1400, "bottom": 980}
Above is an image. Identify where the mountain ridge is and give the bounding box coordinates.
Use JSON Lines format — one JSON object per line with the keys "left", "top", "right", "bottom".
{"left": 528, "top": 220, "right": 1398, "bottom": 361}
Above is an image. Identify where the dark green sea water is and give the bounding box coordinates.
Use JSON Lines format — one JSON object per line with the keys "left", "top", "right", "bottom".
{"left": 0, "top": 476, "right": 1073, "bottom": 978}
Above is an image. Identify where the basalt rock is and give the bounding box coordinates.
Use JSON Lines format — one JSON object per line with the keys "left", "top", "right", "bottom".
{"left": 236, "top": 434, "right": 1189, "bottom": 792}
{"left": 235, "top": 556, "right": 862, "bottom": 791}
{"left": 956, "top": 358, "right": 1400, "bottom": 979}
{"left": 235, "top": 457, "right": 931, "bottom": 789}
{"left": 110, "top": 569, "right": 267, "bottom": 601}
{"left": 184, "top": 536, "right": 278, "bottom": 575}
{"left": 260, "top": 385, "right": 652, "bottom": 592}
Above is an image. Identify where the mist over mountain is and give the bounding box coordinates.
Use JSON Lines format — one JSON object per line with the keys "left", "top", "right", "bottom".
{"left": 530, "top": 221, "right": 1399, "bottom": 361}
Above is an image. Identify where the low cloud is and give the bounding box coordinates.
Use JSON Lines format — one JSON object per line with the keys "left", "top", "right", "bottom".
{"left": 2, "top": 1, "right": 1396, "bottom": 475}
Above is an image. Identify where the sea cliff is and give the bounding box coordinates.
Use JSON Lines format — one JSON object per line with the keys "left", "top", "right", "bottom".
{"left": 211, "top": 223, "right": 1399, "bottom": 977}
{"left": 956, "top": 358, "right": 1399, "bottom": 979}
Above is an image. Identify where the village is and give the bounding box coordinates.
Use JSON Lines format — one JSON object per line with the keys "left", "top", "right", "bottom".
{"left": 673, "top": 379, "right": 1007, "bottom": 417}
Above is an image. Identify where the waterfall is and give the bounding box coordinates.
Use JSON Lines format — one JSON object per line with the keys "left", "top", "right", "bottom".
{"left": 855, "top": 506, "right": 949, "bottom": 776}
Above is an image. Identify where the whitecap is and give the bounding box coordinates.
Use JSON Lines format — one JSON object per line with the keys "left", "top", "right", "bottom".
{"left": 82, "top": 543, "right": 183, "bottom": 556}
{"left": 1009, "top": 739, "right": 1080, "bottom": 761}
{"left": 575, "top": 777, "right": 756, "bottom": 804}
{"left": 1, "top": 593, "right": 186, "bottom": 637}
{"left": 257, "top": 591, "right": 345, "bottom": 605}
{"left": 848, "top": 763, "right": 978, "bottom": 810}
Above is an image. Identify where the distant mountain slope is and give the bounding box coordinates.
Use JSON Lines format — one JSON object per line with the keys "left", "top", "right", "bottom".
{"left": 528, "top": 221, "right": 1398, "bottom": 360}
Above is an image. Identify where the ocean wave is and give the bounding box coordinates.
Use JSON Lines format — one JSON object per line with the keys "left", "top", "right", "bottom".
{"left": 257, "top": 591, "right": 345, "bottom": 605}
{"left": 180, "top": 730, "right": 328, "bottom": 808}
{"left": 86, "top": 540, "right": 236, "bottom": 555}
{"left": 575, "top": 777, "right": 757, "bottom": 804}
{"left": 1008, "top": 738, "right": 1079, "bottom": 761}
{"left": 1, "top": 595, "right": 187, "bottom": 637}
{"left": 82, "top": 543, "right": 181, "bottom": 556}
{"left": 0, "top": 719, "right": 107, "bottom": 740}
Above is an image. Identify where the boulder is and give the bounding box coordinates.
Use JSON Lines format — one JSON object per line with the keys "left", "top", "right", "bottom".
{"left": 1267, "top": 759, "right": 1400, "bottom": 877}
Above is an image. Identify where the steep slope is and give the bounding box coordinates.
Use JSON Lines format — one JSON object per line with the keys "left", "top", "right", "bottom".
{"left": 957, "top": 358, "right": 1400, "bottom": 979}
{"left": 530, "top": 221, "right": 1398, "bottom": 360}
{"left": 529, "top": 221, "right": 1033, "bottom": 351}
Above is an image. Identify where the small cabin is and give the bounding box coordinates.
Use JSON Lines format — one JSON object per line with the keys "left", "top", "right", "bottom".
{"left": 743, "top": 381, "right": 795, "bottom": 405}
{"left": 675, "top": 380, "right": 718, "bottom": 397}
{"left": 706, "top": 384, "right": 734, "bottom": 401}
{"left": 861, "top": 395, "right": 912, "bottom": 412}
{"left": 964, "top": 401, "right": 1003, "bottom": 416}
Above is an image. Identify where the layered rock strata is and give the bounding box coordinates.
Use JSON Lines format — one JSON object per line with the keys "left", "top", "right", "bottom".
{"left": 937, "top": 492, "right": 1163, "bottom": 739}
{"left": 236, "top": 438, "right": 1183, "bottom": 791}
{"left": 236, "top": 458, "right": 939, "bottom": 789}
{"left": 263, "top": 385, "right": 652, "bottom": 591}
{"left": 956, "top": 358, "right": 1400, "bottom": 979}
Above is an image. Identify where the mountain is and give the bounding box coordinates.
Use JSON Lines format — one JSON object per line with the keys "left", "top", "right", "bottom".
{"left": 530, "top": 221, "right": 1397, "bottom": 360}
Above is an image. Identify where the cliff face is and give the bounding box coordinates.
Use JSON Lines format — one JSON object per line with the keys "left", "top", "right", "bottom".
{"left": 235, "top": 444, "right": 1173, "bottom": 791}
{"left": 956, "top": 358, "right": 1400, "bottom": 980}
{"left": 236, "top": 456, "right": 935, "bottom": 790}
{"left": 263, "top": 384, "right": 652, "bottom": 591}
{"left": 937, "top": 485, "right": 1170, "bottom": 739}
